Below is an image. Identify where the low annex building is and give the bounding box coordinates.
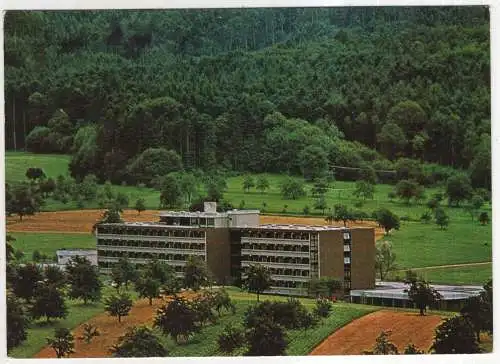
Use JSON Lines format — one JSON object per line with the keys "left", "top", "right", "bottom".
{"left": 95, "top": 202, "right": 375, "bottom": 295}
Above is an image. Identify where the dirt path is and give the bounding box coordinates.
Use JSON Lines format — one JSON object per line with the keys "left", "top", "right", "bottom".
{"left": 35, "top": 292, "right": 197, "bottom": 358}
{"left": 310, "top": 310, "right": 444, "bottom": 355}
{"left": 7, "top": 210, "right": 384, "bottom": 240}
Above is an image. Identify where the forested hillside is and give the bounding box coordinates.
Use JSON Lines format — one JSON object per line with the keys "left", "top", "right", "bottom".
{"left": 4, "top": 7, "right": 491, "bottom": 189}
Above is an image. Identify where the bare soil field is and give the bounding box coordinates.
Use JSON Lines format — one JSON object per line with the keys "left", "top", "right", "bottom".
{"left": 310, "top": 309, "right": 445, "bottom": 355}
{"left": 7, "top": 210, "right": 384, "bottom": 240}
{"left": 34, "top": 292, "right": 197, "bottom": 358}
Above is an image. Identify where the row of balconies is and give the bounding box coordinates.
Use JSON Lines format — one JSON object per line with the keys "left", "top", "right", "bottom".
{"left": 97, "top": 234, "right": 205, "bottom": 242}
{"left": 241, "top": 273, "right": 310, "bottom": 282}
{"left": 96, "top": 245, "right": 205, "bottom": 255}
{"left": 97, "top": 250, "right": 205, "bottom": 261}
{"left": 241, "top": 249, "right": 309, "bottom": 258}
{"left": 241, "top": 261, "right": 310, "bottom": 270}
{"left": 240, "top": 237, "right": 310, "bottom": 246}
{"left": 98, "top": 256, "right": 196, "bottom": 266}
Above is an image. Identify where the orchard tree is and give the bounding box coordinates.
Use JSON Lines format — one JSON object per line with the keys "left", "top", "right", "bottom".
{"left": 31, "top": 283, "right": 68, "bottom": 323}
{"left": 431, "top": 316, "right": 481, "bottom": 354}
{"left": 256, "top": 175, "right": 270, "bottom": 194}
{"left": 135, "top": 198, "right": 146, "bottom": 215}
{"left": 311, "top": 177, "right": 329, "bottom": 197}
{"left": 479, "top": 212, "right": 489, "bottom": 225}
{"left": 154, "top": 296, "right": 200, "bottom": 344}
{"left": 446, "top": 173, "right": 473, "bottom": 206}
{"left": 111, "top": 326, "right": 168, "bottom": 357}
{"left": 12, "top": 263, "right": 43, "bottom": 302}
{"left": 434, "top": 207, "right": 449, "bottom": 229}
{"left": 245, "top": 320, "right": 288, "bottom": 356}
{"left": 328, "top": 204, "right": 354, "bottom": 227}
{"left": 78, "top": 323, "right": 100, "bottom": 344}
{"left": 136, "top": 277, "right": 161, "bottom": 305}
{"left": 352, "top": 180, "right": 375, "bottom": 201}
{"left": 26, "top": 167, "right": 46, "bottom": 181}
{"left": 406, "top": 279, "right": 442, "bottom": 315}
{"left": 280, "top": 177, "right": 306, "bottom": 200}
{"left": 144, "top": 259, "right": 176, "bottom": 286}
{"left": 218, "top": 325, "right": 245, "bottom": 353}
{"left": 244, "top": 264, "right": 271, "bottom": 302}
{"left": 104, "top": 294, "right": 133, "bottom": 323}
{"left": 66, "top": 256, "right": 102, "bottom": 304}
{"left": 243, "top": 175, "right": 255, "bottom": 193}
{"left": 375, "top": 241, "right": 397, "bottom": 280}
{"left": 7, "top": 294, "right": 29, "bottom": 352}
{"left": 314, "top": 195, "right": 328, "bottom": 215}
{"left": 465, "top": 194, "right": 484, "bottom": 221}
{"left": 364, "top": 330, "right": 399, "bottom": 355}
{"left": 461, "top": 279, "right": 493, "bottom": 342}
{"left": 9, "top": 182, "right": 43, "bottom": 221}
{"left": 373, "top": 208, "right": 400, "bottom": 234}
{"left": 112, "top": 256, "right": 139, "bottom": 289}
{"left": 47, "top": 328, "right": 75, "bottom": 358}
{"left": 184, "top": 256, "right": 209, "bottom": 291}
{"left": 395, "top": 179, "right": 422, "bottom": 204}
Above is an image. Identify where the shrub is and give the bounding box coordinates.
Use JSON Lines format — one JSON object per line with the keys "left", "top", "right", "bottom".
{"left": 314, "top": 298, "right": 333, "bottom": 318}
{"left": 218, "top": 325, "right": 245, "bottom": 353}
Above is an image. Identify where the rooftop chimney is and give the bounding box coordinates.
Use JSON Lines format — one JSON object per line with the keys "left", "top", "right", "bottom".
{"left": 204, "top": 201, "right": 217, "bottom": 213}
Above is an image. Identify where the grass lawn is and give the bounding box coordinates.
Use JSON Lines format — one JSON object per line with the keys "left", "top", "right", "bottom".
{"left": 5, "top": 151, "right": 71, "bottom": 183}
{"left": 8, "top": 232, "right": 96, "bottom": 261}
{"left": 8, "top": 285, "right": 136, "bottom": 358}
{"left": 163, "top": 287, "right": 378, "bottom": 356}
{"left": 384, "top": 221, "right": 491, "bottom": 269}
{"left": 389, "top": 263, "right": 492, "bottom": 286}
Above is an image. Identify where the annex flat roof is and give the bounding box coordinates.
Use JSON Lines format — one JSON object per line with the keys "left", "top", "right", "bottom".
{"left": 350, "top": 281, "right": 483, "bottom": 301}
{"left": 242, "top": 224, "right": 348, "bottom": 231}
{"left": 158, "top": 209, "right": 260, "bottom": 218}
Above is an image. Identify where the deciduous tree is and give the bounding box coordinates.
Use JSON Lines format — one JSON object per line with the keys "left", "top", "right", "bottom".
{"left": 111, "top": 326, "right": 168, "bottom": 357}
{"left": 244, "top": 264, "right": 271, "bottom": 302}
{"left": 66, "top": 256, "right": 102, "bottom": 304}
{"left": 375, "top": 241, "right": 397, "bottom": 280}
{"left": 47, "top": 328, "right": 75, "bottom": 358}
{"left": 104, "top": 294, "right": 133, "bottom": 323}
{"left": 431, "top": 315, "right": 481, "bottom": 354}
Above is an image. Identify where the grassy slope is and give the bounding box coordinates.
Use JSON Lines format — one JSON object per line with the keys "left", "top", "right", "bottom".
{"left": 5, "top": 152, "right": 71, "bottom": 183}
{"left": 9, "top": 232, "right": 96, "bottom": 261}
{"left": 8, "top": 284, "right": 135, "bottom": 359}
{"left": 391, "top": 264, "right": 493, "bottom": 286}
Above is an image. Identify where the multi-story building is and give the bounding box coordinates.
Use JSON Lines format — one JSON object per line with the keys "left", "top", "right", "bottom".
{"left": 95, "top": 203, "right": 375, "bottom": 295}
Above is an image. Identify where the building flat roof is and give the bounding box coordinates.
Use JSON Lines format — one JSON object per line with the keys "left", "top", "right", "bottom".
{"left": 350, "top": 281, "right": 483, "bottom": 301}
{"left": 56, "top": 249, "right": 97, "bottom": 256}
{"left": 242, "top": 224, "right": 347, "bottom": 231}
{"left": 158, "top": 209, "right": 260, "bottom": 218}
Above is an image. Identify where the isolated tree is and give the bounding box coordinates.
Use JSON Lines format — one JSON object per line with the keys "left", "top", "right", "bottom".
{"left": 66, "top": 256, "right": 102, "bottom": 304}
{"left": 314, "top": 195, "right": 328, "bottom": 215}
{"left": 280, "top": 177, "right": 306, "bottom": 200}
{"left": 154, "top": 296, "right": 200, "bottom": 344}
{"left": 78, "top": 323, "right": 100, "bottom": 344}
{"left": 104, "top": 293, "right": 133, "bottom": 323}
{"left": 111, "top": 326, "right": 168, "bottom": 357}
{"left": 134, "top": 198, "right": 146, "bottom": 215}
{"left": 446, "top": 173, "right": 473, "bottom": 206}
{"left": 9, "top": 182, "right": 43, "bottom": 221}
{"left": 242, "top": 175, "right": 255, "bottom": 193}
{"left": 31, "top": 283, "right": 68, "bottom": 322}
{"left": 434, "top": 207, "right": 449, "bottom": 229}
{"left": 256, "top": 175, "right": 270, "bottom": 194}
{"left": 7, "top": 294, "right": 29, "bottom": 352}
{"left": 461, "top": 279, "right": 493, "bottom": 342}
{"left": 375, "top": 241, "right": 397, "bottom": 280}
{"left": 12, "top": 263, "right": 43, "bottom": 302}
{"left": 159, "top": 174, "right": 183, "bottom": 208}
{"left": 353, "top": 180, "right": 375, "bottom": 201}
{"left": 374, "top": 208, "right": 400, "bottom": 234}
{"left": 244, "top": 264, "right": 272, "bottom": 301}
{"left": 479, "top": 211, "right": 489, "bottom": 225}
{"left": 211, "top": 289, "right": 236, "bottom": 316}
{"left": 47, "top": 328, "right": 75, "bottom": 358}
{"left": 403, "top": 343, "right": 424, "bottom": 354}
{"left": 329, "top": 204, "right": 354, "bottom": 227}
{"left": 465, "top": 194, "right": 484, "bottom": 221}
{"left": 311, "top": 177, "right": 330, "bottom": 197}
{"left": 406, "top": 280, "right": 442, "bottom": 315}
{"left": 44, "top": 265, "right": 66, "bottom": 286}
{"left": 115, "top": 192, "right": 130, "bottom": 209}
{"left": 218, "top": 325, "right": 245, "bottom": 353}
{"left": 113, "top": 256, "right": 139, "bottom": 289}
{"left": 364, "top": 330, "right": 399, "bottom": 355}
{"left": 136, "top": 277, "right": 161, "bottom": 305}
{"left": 431, "top": 315, "right": 481, "bottom": 354}
{"left": 395, "top": 179, "right": 421, "bottom": 204}
{"left": 245, "top": 320, "right": 288, "bottom": 356}
{"left": 205, "top": 175, "right": 228, "bottom": 202}
{"left": 26, "top": 167, "right": 46, "bottom": 181}
{"left": 143, "top": 259, "right": 176, "bottom": 286}
{"left": 184, "top": 256, "right": 209, "bottom": 291}
{"left": 314, "top": 298, "right": 333, "bottom": 318}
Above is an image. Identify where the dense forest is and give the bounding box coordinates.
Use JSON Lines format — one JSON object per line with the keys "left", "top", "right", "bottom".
{"left": 4, "top": 7, "right": 491, "bottom": 189}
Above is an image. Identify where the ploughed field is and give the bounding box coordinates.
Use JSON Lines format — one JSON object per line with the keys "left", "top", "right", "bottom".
{"left": 310, "top": 310, "right": 445, "bottom": 355}
{"left": 6, "top": 209, "right": 385, "bottom": 240}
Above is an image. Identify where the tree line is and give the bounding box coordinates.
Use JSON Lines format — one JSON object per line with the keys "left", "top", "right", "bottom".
{"left": 4, "top": 7, "right": 490, "bottom": 191}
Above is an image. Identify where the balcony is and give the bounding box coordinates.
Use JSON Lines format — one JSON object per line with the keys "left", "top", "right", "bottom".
{"left": 241, "top": 249, "right": 309, "bottom": 258}
{"left": 96, "top": 245, "right": 205, "bottom": 255}
{"left": 241, "top": 237, "right": 309, "bottom": 246}
{"left": 97, "top": 234, "right": 205, "bottom": 242}
{"left": 344, "top": 257, "right": 351, "bottom": 264}
{"left": 344, "top": 245, "right": 351, "bottom": 252}
{"left": 241, "top": 261, "right": 310, "bottom": 269}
